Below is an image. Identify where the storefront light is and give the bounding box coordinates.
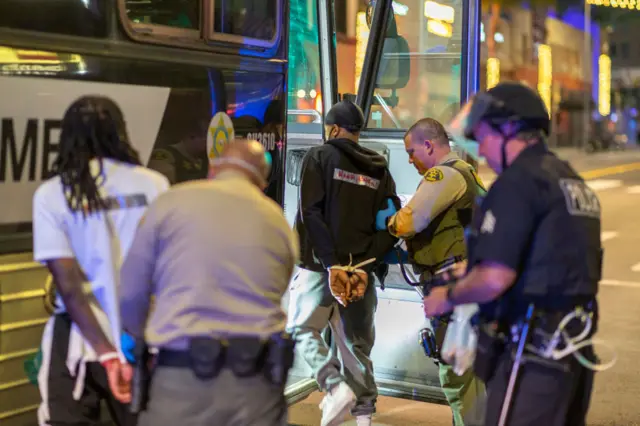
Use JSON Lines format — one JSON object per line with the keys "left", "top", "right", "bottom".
{"left": 487, "top": 58, "right": 500, "bottom": 89}
{"left": 587, "top": 0, "right": 640, "bottom": 9}
{"left": 355, "top": 11, "right": 369, "bottom": 92}
{"left": 599, "top": 54, "right": 611, "bottom": 116}
{"left": 427, "top": 19, "right": 453, "bottom": 38}
{"left": 424, "top": 1, "right": 455, "bottom": 23}
{"left": 537, "top": 44, "right": 552, "bottom": 116}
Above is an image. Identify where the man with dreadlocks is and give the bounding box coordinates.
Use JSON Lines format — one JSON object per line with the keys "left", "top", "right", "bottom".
{"left": 32, "top": 95, "right": 169, "bottom": 426}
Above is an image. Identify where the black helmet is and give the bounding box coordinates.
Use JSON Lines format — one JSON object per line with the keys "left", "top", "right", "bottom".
{"left": 447, "top": 82, "right": 550, "bottom": 170}
{"left": 454, "top": 83, "right": 550, "bottom": 141}
{"left": 325, "top": 100, "right": 365, "bottom": 133}
{"left": 484, "top": 82, "right": 550, "bottom": 135}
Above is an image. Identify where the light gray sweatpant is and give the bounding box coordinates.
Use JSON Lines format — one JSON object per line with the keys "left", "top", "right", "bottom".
{"left": 286, "top": 268, "right": 378, "bottom": 416}
{"left": 137, "top": 367, "right": 287, "bottom": 426}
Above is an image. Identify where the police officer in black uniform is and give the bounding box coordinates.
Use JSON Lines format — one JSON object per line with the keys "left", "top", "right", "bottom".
{"left": 423, "top": 82, "right": 602, "bottom": 426}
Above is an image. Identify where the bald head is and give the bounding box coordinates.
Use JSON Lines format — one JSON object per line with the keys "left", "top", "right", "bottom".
{"left": 209, "top": 139, "right": 271, "bottom": 189}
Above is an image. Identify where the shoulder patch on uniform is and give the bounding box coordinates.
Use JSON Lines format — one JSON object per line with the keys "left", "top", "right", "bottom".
{"left": 424, "top": 168, "right": 444, "bottom": 182}
{"left": 470, "top": 168, "right": 487, "bottom": 191}
{"left": 151, "top": 149, "right": 173, "bottom": 162}
{"left": 480, "top": 210, "right": 496, "bottom": 234}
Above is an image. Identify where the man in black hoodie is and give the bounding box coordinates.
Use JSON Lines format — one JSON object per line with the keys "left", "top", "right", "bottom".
{"left": 287, "top": 101, "right": 399, "bottom": 426}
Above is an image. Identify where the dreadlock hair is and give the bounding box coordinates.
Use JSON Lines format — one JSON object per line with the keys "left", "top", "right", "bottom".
{"left": 52, "top": 96, "right": 142, "bottom": 217}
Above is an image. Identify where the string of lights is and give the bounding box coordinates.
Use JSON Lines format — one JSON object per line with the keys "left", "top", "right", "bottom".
{"left": 586, "top": 0, "right": 640, "bottom": 10}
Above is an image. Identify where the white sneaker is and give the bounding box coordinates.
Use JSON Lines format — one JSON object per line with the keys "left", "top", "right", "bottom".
{"left": 319, "top": 382, "right": 356, "bottom": 426}
{"left": 356, "top": 414, "right": 372, "bottom": 426}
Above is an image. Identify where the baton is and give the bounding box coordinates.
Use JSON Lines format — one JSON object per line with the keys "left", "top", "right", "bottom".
{"left": 498, "top": 303, "right": 535, "bottom": 426}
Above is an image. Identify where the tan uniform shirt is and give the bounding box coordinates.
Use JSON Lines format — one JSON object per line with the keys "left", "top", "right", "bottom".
{"left": 120, "top": 170, "right": 299, "bottom": 350}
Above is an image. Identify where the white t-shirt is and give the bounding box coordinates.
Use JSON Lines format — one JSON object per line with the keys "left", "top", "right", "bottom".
{"left": 33, "top": 158, "right": 169, "bottom": 353}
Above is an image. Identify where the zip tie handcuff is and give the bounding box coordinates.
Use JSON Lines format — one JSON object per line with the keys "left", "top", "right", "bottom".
{"left": 329, "top": 254, "right": 377, "bottom": 274}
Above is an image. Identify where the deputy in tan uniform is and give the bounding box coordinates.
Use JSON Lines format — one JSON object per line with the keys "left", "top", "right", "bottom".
{"left": 118, "top": 140, "right": 299, "bottom": 426}
{"left": 387, "top": 118, "right": 486, "bottom": 426}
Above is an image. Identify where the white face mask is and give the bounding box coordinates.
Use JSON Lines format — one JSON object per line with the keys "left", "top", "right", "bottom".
{"left": 210, "top": 157, "right": 268, "bottom": 187}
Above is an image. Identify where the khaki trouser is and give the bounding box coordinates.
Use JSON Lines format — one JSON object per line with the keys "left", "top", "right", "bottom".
{"left": 433, "top": 318, "right": 486, "bottom": 426}
{"left": 286, "top": 268, "right": 378, "bottom": 416}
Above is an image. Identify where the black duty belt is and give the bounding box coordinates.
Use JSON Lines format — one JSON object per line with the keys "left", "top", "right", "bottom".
{"left": 413, "top": 255, "right": 464, "bottom": 277}
{"left": 156, "top": 334, "right": 295, "bottom": 386}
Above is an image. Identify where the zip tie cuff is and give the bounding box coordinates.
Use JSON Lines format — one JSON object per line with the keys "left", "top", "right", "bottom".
{"left": 98, "top": 352, "right": 119, "bottom": 366}
{"left": 328, "top": 257, "right": 376, "bottom": 273}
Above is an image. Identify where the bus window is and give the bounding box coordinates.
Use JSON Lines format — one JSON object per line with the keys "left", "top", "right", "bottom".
{"left": 358, "top": 0, "right": 464, "bottom": 130}
{"left": 209, "top": 0, "right": 280, "bottom": 47}
{"left": 287, "top": 0, "right": 321, "bottom": 129}
{"left": 123, "top": 0, "right": 201, "bottom": 35}
{"left": 0, "top": 0, "right": 108, "bottom": 38}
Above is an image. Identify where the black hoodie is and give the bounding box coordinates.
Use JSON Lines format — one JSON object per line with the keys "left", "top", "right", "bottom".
{"left": 294, "top": 138, "right": 400, "bottom": 273}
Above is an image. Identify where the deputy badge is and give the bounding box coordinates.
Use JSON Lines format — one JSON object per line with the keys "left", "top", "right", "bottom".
{"left": 424, "top": 168, "right": 444, "bottom": 182}
{"left": 207, "top": 112, "right": 235, "bottom": 165}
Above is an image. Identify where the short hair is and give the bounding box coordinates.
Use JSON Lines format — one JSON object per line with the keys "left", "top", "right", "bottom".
{"left": 405, "top": 118, "right": 449, "bottom": 146}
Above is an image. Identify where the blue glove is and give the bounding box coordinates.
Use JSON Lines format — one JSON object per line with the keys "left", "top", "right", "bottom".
{"left": 383, "top": 247, "right": 409, "bottom": 264}
{"left": 120, "top": 331, "right": 136, "bottom": 364}
{"left": 376, "top": 198, "right": 397, "bottom": 231}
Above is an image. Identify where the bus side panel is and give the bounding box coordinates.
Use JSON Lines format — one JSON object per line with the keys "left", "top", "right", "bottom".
{"left": 0, "top": 47, "right": 286, "bottom": 425}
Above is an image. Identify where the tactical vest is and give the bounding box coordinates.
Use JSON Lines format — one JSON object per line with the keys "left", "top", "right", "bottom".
{"left": 165, "top": 145, "right": 208, "bottom": 183}
{"left": 474, "top": 149, "right": 602, "bottom": 321}
{"left": 407, "top": 159, "right": 486, "bottom": 279}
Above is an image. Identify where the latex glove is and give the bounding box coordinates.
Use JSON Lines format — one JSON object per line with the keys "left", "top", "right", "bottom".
{"left": 375, "top": 198, "right": 397, "bottom": 231}
{"left": 120, "top": 331, "right": 136, "bottom": 364}
{"left": 382, "top": 246, "right": 409, "bottom": 264}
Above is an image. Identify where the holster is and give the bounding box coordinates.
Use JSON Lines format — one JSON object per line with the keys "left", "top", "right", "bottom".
{"left": 227, "top": 337, "right": 266, "bottom": 377}
{"left": 188, "top": 337, "right": 225, "bottom": 380}
{"left": 263, "top": 333, "right": 296, "bottom": 387}
{"left": 185, "top": 334, "right": 295, "bottom": 386}
{"left": 419, "top": 327, "right": 440, "bottom": 362}
{"left": 473, "top": 323, "right": 505, "bottom": 383}
{"left": 130, "top": 338, "right": 151, "bottom": 414}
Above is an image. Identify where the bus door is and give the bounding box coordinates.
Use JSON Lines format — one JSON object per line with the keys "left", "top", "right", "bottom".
{"left": 283, "top": 0, "right": 481, "bottom": 405}
{"left": 282, "top": 0, "right": 341, "bottom": 404}
{"left": 355, "top": 0, "right": 481, "bottom": 402}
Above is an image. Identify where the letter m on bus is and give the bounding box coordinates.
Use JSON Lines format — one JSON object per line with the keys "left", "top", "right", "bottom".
{"left": 1, "top": 118, "right": 38, "bottom": 182}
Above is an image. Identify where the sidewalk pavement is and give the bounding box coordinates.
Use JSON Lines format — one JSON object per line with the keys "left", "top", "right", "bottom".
{"left": 477, "top": 146, "right": 640, "bottom": 185}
